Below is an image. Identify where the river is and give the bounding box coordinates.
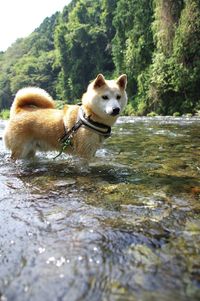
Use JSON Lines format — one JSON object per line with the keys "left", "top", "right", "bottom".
{"left": 0, "top": 116, "right": 200, "bottom": 301}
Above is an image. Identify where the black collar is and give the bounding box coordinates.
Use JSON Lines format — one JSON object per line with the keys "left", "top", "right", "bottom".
{"left": 78, "top": 106, "right": 111, "bottom": 138}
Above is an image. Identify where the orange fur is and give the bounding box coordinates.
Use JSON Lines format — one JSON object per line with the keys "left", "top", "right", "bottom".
{"left": 4, "top": 74, "right": 127, "bottom": 160}
{"left": 10, "top": 87, "right": 55, "bottom": 117}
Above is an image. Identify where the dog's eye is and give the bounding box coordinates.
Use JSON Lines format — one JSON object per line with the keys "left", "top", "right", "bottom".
{"left": 102, "top": 95, "right": 109, "bottom": 100}
{"left": 116, "top": 94, "right": 121, "bottom": 100}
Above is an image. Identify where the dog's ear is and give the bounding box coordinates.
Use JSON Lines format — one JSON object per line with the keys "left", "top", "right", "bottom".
{"left": 93, "top": 74, "right": 106, "bottom": 89}
{"left": 116, "top": 74, "right": 127, "bottom": 90}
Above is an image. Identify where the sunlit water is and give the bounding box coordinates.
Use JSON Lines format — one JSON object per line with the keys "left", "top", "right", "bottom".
{"left": 0, "top": 117, "right": 200, "bottom": 301}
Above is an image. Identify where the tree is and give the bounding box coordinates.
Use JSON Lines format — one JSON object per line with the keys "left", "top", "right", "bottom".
{"left": 55, "top": 0, "right": 115, "bottom": 101}
{"left": 112, "top": 0, "right": 154, "bottom": 97}
{"left": 0, "top": 0, "right": 200, "bottom": 115}
{"left": 145, "top": 0, "right": 200, "bottom": 114}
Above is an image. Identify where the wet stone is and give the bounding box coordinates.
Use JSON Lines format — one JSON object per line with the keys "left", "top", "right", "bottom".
{"left": 53, "top": 179, "right": 76, "bottom": 187}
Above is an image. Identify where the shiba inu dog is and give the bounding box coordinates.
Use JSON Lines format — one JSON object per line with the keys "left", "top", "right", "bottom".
{"left": 4, "top": 74, "right": 127, "bottom": 160}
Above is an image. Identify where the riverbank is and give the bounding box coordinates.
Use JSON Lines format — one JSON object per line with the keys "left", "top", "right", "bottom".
{"left": 1, "top": 107, "right": 200, "bottom": 121}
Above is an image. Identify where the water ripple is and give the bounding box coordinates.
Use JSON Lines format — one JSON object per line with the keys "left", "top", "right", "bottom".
{"left": 0, "top": 117, "right": 200, "bottom": 301}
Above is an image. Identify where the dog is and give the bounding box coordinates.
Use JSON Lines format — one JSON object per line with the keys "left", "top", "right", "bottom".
{"left": 3, "top": 74, "right": 127, "bottom": 160}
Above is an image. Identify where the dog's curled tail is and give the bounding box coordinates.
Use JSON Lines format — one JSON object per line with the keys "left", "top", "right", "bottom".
{"left": 10, "top": 87, "right": 55, "bottom": 117}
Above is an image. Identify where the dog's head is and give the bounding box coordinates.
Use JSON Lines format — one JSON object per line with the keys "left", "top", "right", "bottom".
{"left": 82, "top": 74, "right": 127, "bottom": 125}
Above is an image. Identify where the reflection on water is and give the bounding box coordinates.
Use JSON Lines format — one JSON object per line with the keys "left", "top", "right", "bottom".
{"left": 0, "top": 117, "right": 200, "bottom": 301}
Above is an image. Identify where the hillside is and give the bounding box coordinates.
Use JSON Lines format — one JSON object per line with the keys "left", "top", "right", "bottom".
{"left": 0, "top": 0, "right": 200, "bottom": 115}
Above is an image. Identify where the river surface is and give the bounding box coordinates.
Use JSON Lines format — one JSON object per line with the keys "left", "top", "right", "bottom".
{"left": 0, "top": 116, "right": 200, "bottom": 301}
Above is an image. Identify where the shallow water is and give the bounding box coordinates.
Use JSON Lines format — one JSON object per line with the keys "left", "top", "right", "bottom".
{"left": 0, "top": 116, "right": 200, "bottom": 301}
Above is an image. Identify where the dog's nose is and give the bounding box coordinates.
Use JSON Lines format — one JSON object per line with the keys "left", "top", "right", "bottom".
{"left": 111, "top": 107, "right": 120, "bottom": 116}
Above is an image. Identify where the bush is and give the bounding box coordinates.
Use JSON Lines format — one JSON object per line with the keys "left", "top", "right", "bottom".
{"left": 185, "top": 113, "right": 193, "bottom": 117}
{"left": 173, "top": 112, "right": 181, "bottom": 117}
{"left": 147, "top": 111, "right": 157, "bottom": 117}
{"left": 123, "top": 102, "right": 135, "bottom": 116}
{"left": 0, "top": 109, "right": 10, "bottom": 120}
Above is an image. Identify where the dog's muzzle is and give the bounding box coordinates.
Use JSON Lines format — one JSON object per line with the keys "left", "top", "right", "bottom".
{"left": 110, "top": 107, "right": 120, "bottom": 116}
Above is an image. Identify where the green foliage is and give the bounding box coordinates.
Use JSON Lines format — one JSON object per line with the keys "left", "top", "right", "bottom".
{"left": 152, "top": 0, "right": 184, "bottom": 56}
{"left": 173, "top": 112, "right": 181, "bottom": 117}
{"left": 9, "top": 51, "right": 58, "bottom": 98}
{"left": 123, "top": 103, "right": 136, "bottom": 116}
{"left": 55, "top": 0, "right": 115, "bottom": 101}
{"left": 138, "top": 0, "right": 200, "bottom": 115}
{"left": 0, "top": 0, "right": 199, "bottom": 115}
{"left": 112, "top": 0, "right": 154, "bottom": 96}
{"left": 147, "top": 111, "right": 157, "bottom": 117}
{"left": 0, "top": 109, "right": 10, "bottom": 120}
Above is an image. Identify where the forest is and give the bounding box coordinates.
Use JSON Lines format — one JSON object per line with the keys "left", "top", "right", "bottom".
{"left": 0, "top": 0, "right": 199, "bottom": 115}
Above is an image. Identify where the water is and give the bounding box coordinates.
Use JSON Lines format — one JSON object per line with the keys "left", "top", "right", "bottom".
{"left": 0, "top": 117, "right": 200, "bottom": 301}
